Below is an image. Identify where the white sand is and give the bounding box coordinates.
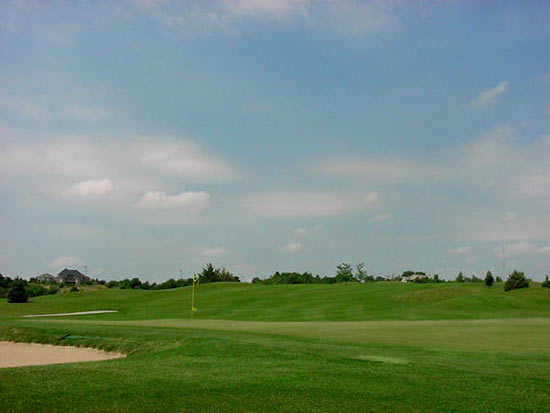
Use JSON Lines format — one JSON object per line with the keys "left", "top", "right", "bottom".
{"left": 23, "top": 310, "right": 118, "bottom": 318}
{"left": 0, "top": 341, "right": 124, "bottom": 368}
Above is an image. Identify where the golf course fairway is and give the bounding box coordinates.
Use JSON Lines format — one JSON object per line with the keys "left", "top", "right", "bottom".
{"left": 1, "top": 282, "right": 549, "bottom": 412}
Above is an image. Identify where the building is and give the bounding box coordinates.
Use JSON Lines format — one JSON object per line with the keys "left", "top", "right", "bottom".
{"left": 56, "top": 268, "right": 90, "bottom": 285}
{"left": 401, "top": 274, "right": 426, "bottom": 283}
{"left": 35, "top": 273, "right": 56, "bottom": 283}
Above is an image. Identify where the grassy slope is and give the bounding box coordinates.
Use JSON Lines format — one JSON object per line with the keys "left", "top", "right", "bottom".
{"left": 2, "top": 281, "right": 550, "bottom": 321}
{"left": 1, "top": 283, "right": 550, "bottom": 412}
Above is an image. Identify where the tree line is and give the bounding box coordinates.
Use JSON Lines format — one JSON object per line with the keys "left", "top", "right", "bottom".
{"left": 105, "top": 263, "right": 239, "bottom": 290}
{"left": 2, "top": 263, "right": 549, "bottom": 303}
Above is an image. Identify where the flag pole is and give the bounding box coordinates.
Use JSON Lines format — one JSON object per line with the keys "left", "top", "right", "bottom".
{"left": 191, "top": 274, "right": 199, "bottom": 318}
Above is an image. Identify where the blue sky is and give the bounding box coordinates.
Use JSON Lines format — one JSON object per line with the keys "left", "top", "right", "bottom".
{"left": 1, "top": 0, "right": 549, "bottom": 281}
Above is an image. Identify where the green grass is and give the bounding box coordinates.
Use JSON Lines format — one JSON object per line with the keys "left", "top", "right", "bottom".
{"left": 2, "top": 281, "right": 550, "bottom": 321}
{"left": 1, "top": 282, "right": 550, "bottom": 412}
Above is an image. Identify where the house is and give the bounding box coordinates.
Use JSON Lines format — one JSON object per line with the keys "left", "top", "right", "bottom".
{"left": 35, "top": 273, "right": 56, "bottom": 283}
{"left": 56, "top": 268, "right": 90, "bottom": 285}
{"left": 401, "top": 274, "right": 426, "bottom": 283}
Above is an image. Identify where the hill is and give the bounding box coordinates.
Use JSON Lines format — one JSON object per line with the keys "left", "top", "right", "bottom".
{"left": 2, "top": 281, "right": 550, "bottom": 321}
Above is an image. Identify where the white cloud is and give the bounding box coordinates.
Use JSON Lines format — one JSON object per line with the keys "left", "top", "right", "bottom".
{"left": 0, "top": 98, "right": 115, "bottom": 122}
{"left": 370, "top": 213, "right": 392, "bottom": 223}
{"left": 281, "top": 242, "right": 303, "bottom": 253}
{"left": 138, "top": 139, "right": 238, "bottom": 181}
{"left": 294, "top": 227, "right": 308, "bottom": 236}
{"left": 137, "top": 191, "right": 210, "bottom": 210}
{"left": 449, "top": 246, "right": 472, "bottom": 254}
{"left": 129, "top": 0, "right": 398, "bottom": 36}
{"left": 64, "top": 179, "right": 113, "bottom": 197}
{"left": 245, "top": 191, "right": 379, "bottom": 218}
{"left": 471, "top": 81, "right": 509, "bottom": 107}
{"left": 49, "top": 256, "right": 82, "bottom": 270}
{"left": 320, "top": 157, "right": 428, "bottom": 183}
{"left": 316, "top": 127, "right": 550, "bottom": 203}
{"left": 62, "top": 105, "right": 114, "bottom": 122}
{"left": 221, "top": 0, "right": 310, "bottom": 19}
{"left": 0, "top": 135, "right": 238, "bottom": 183}
{"left": 202, "top": 247, "right": 228, "bottom": 256}
{"left": 493, "top": 242, "right": 550, "bottom": 258}
{"left": 502, "top": 211, "right": 517, "bottom": 222}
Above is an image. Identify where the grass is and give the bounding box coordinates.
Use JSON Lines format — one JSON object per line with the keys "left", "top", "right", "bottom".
{"left": 1, "top": 282, "right": 550, "bottom": 412}
{"left": 2, "top": 281, "right": 550, "bottom": 321}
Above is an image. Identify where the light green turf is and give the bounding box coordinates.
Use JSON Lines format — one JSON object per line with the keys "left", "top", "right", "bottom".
{"left": 1, "top": 282, "right": 550, "bottom": 412}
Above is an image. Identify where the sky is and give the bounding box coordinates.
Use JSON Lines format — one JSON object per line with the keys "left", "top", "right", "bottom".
{"left": 0, "top": 0, "right": 549, "bottom": 282}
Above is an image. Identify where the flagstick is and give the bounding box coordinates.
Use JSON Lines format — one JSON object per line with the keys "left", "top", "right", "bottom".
{"left": 191, "top": 274, "right": 199, "bottom": 318}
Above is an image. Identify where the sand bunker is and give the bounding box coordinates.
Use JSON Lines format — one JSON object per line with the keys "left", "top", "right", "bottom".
{"left": 0, "top": 341, "right": 124, "bottom": 368}
{"left": 23, "top": 310, "right": 118, "bottom": 318}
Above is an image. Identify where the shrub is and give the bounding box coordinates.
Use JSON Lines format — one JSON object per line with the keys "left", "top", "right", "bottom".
{"left": 25, "top": 283, "right": 48, "bottom": 297}
{"left": 47, "top": 285, "right": 59, "bottom": 295}
{"left": 485, "top": 271, "right": 494, "bottom": 287}
{"left": 70, "top": 286, "right": 79, "bottom": 292}
{"left": 8, "top": 281, "right": 28, "bottom": 303}
{"left": 542, "top": 276, "right": 550, "bottom": 288}
{"left": 504, "top": 271, "right": 529, "bottom": 292}
{"left": 106, "top": 280, "right": 119, "bottom": 288}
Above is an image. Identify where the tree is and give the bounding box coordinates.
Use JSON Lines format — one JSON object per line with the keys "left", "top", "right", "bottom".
{"left": 456, "top": 272, "right": 465, "bottom": 283}
{"left": 541, "top": 275, "right": 550, "bottom": 288}
{"left": 200, "top": 263, "right": 219, "bottom": 283}
{"left": 8, "top": 280, "right": 28, "bottom": 303}
{"left": 504, "top": 271, "right": 529, "bottom": 292}
{"left": 335, "top": 263, "right": 355, "bottom": 282}
{"left": 198, "top": 263, "right": 239, "bottom": 283}
{"left": 485, "top": 271, "right": 494, "bottom": 287}
{"left": 355, "top": 262, "right": 368, "bottom": 281}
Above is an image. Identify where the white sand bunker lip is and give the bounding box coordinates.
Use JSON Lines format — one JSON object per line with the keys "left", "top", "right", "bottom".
{"left": 23, "top": 310, "right": 118, "bottom": 318}
{"left": 0, "top": 341, "right": 124, "bottom": 368}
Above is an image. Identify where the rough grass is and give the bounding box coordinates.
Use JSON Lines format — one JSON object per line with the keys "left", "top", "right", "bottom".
{"left": 1, "top": 282, "right": 550, "bottom": 412}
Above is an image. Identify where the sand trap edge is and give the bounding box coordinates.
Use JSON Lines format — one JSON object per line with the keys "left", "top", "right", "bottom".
{"left": 0, "top": 341, "right": 125, "bottom": 368}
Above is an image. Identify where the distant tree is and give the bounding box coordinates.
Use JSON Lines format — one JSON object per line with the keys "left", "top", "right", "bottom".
{"left": 129, "top": 277, "right": 142, "bottom": 289}
{"left": 433, "top": 274, "right": 440, "bottom": 283}
{"left": 335, "top": 263, "right": 355, "bottom": 283}
{"left": 8, "top": 280, "right": 28, "bottom": 303}
{"left": 485, "top": 271, "right": 494, "bottom": 287}
{"left": 496, "top": 276, "right": 503, "bottom": 283}
{"left": 355, "top": 262, "right": 368, "bottom": 281}
{"left": 402, "top": 271, "right": 415, "bottom": 278}
{"left": 198, "top": 263, "right": 239, "bottom": 284}
{"left": 200, "top": 263, "right": 218, "bottom": 283}
{"left": 456, "top": 272, "right": 465, "bottom": 283}
{"left": 541, "top": 275, "right": 550, "bottom": 288}
{"left": 504, "top": 271, "right": 529, "bottom": 292}
{"left": 70, "top": 286, "right": 79, "bottom": 292}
